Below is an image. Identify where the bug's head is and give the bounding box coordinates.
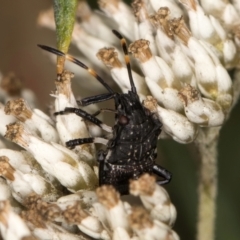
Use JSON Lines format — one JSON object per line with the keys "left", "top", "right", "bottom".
{"left": 115, "top": 91, "right": 147, "bottom": 125}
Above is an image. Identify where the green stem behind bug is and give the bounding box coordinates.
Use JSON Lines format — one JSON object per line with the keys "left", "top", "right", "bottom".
{"left": 53, "top": 0, "right": 77, "bottom": 74}
{"left": 195, "top": 127, "right": 220, "bottom": 240}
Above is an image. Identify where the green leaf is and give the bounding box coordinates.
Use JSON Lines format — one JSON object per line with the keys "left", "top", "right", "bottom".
{"left": 53, "top": 0, "right": 77, "bottom": 73}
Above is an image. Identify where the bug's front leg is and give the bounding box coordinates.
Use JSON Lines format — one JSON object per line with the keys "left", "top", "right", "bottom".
{"left": 66, "top": 137, "right": 108, "bottom": 149}
{"left": 55, "top": 107, "right": 112, "bottom": 132}
{"left": 153, "top": 164, "right": 172, "bottom": 185}
{"left": 78, "top": 93, "right": 115, "bottom": 106}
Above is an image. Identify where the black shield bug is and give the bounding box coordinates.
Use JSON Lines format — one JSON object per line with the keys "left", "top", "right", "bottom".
{"left": 38, "top": 30, "right": 172, "bottom": 195}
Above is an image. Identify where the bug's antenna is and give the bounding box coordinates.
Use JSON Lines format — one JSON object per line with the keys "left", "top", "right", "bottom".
{"left": 38, "top": 45, "right": 114, "bottom": 93}
{"left": 112, "top": 30, "right": 137, "bottom": 94}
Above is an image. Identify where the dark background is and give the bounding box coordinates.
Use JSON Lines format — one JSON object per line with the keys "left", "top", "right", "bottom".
{"left": 0, "top": 1, "right": 239, "bottom": 239}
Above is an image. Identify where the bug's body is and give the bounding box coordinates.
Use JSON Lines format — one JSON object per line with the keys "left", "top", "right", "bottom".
{"left": 99, "top": 91, "right": 161, "bottom": 192}
{"left": 38, "top": 30, "right": 171, "bottom": 195}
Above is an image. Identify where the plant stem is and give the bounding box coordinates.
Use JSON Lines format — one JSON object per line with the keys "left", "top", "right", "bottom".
{"left": 53, "top": 0, "right": 77, "bottom": 74}
{"left": 195, "top": 69, "right": 240, "bottom": 240}
{"left": 195, "top": 127, "right": 220, "bottom": 240}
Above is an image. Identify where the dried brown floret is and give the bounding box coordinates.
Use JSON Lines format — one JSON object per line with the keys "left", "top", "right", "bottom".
{"left": 150, "top": 7, "right": 173, "bottom": 39}
{"left": 97, "top": 48, "right": 122, "bottom": 68}
{"left": 96, "top": 185, "right": 120, "bottom": 209}
{"left": 130, "top": 173, "right": 156, "bottom": 196}
{"left": 178, "top": 84, "right": 200, "bottom": 106}
{"left": 129, "top": 39, "right": 152, "bottom": 63}
{"left": 1, "top": 72, "right": 22, "bottom": 96}
{"left": 55, "top": 70, "right": 75, "bottom": 98}
{"left": 5, "top": 122, "right": 29, "bottom": 148}
{"left": 63, "top": 202, "right": 88, "bottom": 224}
{"left": 0, "top": 156, "right": 15, "bottom": 181}
{"left": 21, "top": 194, "right": 61, "bottom": 228}
{"left": 168, "top": 16, "right": 192, "bottom": 44}
{"left": 5, "top": 98, "right": 32, "bottom": 122}
{"left": 129, "top": 207, "right": 153, "bottom": 229}
{"left": 131, "top": 0, "right": 148, "bottom": 22}
{"left": 0, "top": 201, "right": 10, "bottom": 226}
{"left": 143, "top": 96, "right": 158, "bottom": 113}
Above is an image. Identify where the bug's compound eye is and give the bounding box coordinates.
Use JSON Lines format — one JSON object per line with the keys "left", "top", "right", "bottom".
{"left": 118, "top": 115, "right": 129, "bottom": 125}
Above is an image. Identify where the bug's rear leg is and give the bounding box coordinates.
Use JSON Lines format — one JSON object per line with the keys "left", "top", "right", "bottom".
{"left": 55, "top": 107, "right": 112, "bottom": 132}
{"left": 66, "top": 137, "right": 108, "bottom": 149}
{"left": 153, "top": 164, "right": 172, "bottom": 185}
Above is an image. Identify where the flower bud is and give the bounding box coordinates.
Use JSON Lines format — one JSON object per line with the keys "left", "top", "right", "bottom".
{"left": 97, "top": 47, "right": 149, "bottom": 100}
{"left": 96, "top": 185, "right": 131, "bottom": 233}
{"left": 149, "top": 7, "right": 176, "bottom": 64}
{"left": 0, "top": 201, "right": 33, "bottom": 240}
{"left": 132, "top": 0, "right": 158, "bottom": 55}
{"left": 178, "top": 84, "right": 225, "bottom": 126}
{"left": 0, "top": 156, "right": 58, "bottom": 204}
{"left": 170, "top": 18, "right": 233, "bottom": 111}
{"left": 129, "top": 207, "right": 179, "bottom": 240}
{"left": 149, "top": 0, "right": 183, "bottom": 18}
{"left": 222, "top": 3, "right": 239, "bottom": 26}
{"left": 171, "top": 46, "right": 196, "bottom": 87}
{"left": 199, "top": 0, "right": 226, "bottom": 16}
{"left": 5, "top": 98, "right": 59, "bottom": 143}
{"left": 130, "top": 174, "right": 177, "bottom": 226}
{"left": 98, "top": 0, "right": 136, "bottom": 41}
{"left": 4, "top": 122, "right": 96, "bottom": 192}
{"left": 77, "top": 1, "right": 115, "bottom": 45}
{"left": 54, "top": 70, "right": 96, "bottom": 163}
{"left": 0, "top": 103, "right": 16, "bottom": 136}
{"left": 62, "top": 202, "right": 110, "bottom": 239}
{"left": 179, "top": 0, "right": 221, "bottom": 45}
{"left": 143, "top": 96, "right": 198, "bottom": 143}
{"left": 129, "top": 40, "right": 183, "bottom": 112}
{"left": 57, "top": 190, "right": 97, "bottom": 210}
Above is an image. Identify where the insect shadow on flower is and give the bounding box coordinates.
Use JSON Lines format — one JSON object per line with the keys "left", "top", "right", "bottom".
{"left": 38, "top": 30, "right": 172, "bottom": 195}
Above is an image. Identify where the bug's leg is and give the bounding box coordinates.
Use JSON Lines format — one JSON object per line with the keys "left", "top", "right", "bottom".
{"left": 97, "top": 150, "right": 106, "bottom": 186}
{"left": 66, "top": 137, "right": 108, "bottom": 149}
{"left": 92, "top": 108, "right": 117, "bottom": 117}
{"left": 153, "top": 164, "right": 172, "bottom": 185}
{"left": 78, "top": 93, "right": 115, "bottom": 106}
{"left": 55, "top": 107, "right": 112, "bottom": 132}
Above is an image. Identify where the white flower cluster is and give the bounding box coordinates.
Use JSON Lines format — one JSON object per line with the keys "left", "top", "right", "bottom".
{"left": 39, "top": 0, "right": 238, "bottom": 143}
{"left": 0, "top": 173, "right": 178, "bottom": 240}
{"left": 0, "top": 0, "right": 239, "bottom": 239}
{"left": 0, "top": 70, "right": 177, "bottom": 239}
